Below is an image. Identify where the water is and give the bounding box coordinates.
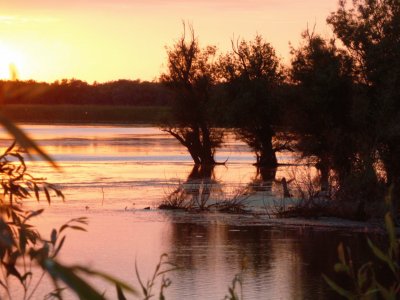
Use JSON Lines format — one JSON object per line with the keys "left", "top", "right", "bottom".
{"left": 0, "top": 124, "right": 305, "bottom": 211}
{"left": 0, "top": 125, "right": 375, "bottom": 299}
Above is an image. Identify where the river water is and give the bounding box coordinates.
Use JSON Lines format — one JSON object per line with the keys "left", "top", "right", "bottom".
{"left": 0, "top": 125, "right": 375, "bottom": 299}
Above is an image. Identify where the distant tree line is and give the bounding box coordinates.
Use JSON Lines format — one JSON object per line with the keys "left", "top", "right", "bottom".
{"left": 0, "top": 79, "right": 173, "bottom": 106}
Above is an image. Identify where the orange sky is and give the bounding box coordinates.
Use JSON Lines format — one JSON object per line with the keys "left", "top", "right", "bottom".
{"left": 0, "top": 0, "right": 338, "bottom": 83}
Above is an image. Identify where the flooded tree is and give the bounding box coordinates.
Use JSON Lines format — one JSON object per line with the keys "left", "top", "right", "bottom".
{"left": 218, "top": 35, "right": 286, "bottom": 168}
{"left": 290, "top": 29, "right": 355, "bottom": 192}
{"left": 160, "top": 24, "right": 223, "bottom": 165}
{"left": 328, "top": 0, "right": 400, "bottom": 213}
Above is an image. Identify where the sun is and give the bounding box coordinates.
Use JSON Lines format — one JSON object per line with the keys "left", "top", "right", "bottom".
{"left": 0, "top": 43, "right": 25, "bottom": 80}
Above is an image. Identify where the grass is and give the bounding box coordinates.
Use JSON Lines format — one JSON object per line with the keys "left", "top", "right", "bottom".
{"left": 159, "top": 183, "right": 251, "bottom": 213}
{"left": 0, "top": 104, "right": 172, "bottom": 125}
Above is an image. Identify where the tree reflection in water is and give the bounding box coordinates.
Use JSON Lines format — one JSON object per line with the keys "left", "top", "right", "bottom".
{"left": 162, "top": 165, "right": 222, "bottom": 210}
{"left": 249, "top": 167, "right": 277, "bottom": 193}
{"left": 163, "top": 222, "right": 373, "bottom": 299}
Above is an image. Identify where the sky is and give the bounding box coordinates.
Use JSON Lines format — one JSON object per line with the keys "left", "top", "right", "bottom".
{"left": 0, "top": 0, "right": 339, "bottom": 83}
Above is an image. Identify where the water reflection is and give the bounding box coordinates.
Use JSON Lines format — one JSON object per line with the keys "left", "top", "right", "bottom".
{"left": 249, "top": 166, "right": 277, "bottom": 192}
{"left": 0, "top": 125, "right": 379, "bottom": 299}
{"left": 164, "top": 165, "right": 224, "bottom": 210}
{"left": 2, "top": 125, "right": 314, "bottom": 212}
{"left": 19, "top": 211, "right": 378, "bottom": 300}
{"left": 161, "top": 220, "right": 372, "bottom": 299}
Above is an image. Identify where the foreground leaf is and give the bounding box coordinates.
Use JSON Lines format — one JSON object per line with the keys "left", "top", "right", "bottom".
{"left": 0, "top": 112, "right": 59, "bottom": 170}
{"left": 42, "top": 259, "right": 105, "bottom": 300}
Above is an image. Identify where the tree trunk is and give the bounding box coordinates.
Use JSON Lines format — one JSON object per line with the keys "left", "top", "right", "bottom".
{"left": 199, "top": 124, "right": 216, "bottom": 165}
{"left": 252, "top": 127, "right": 278, "bottom": 168}
{"left": 316, "top": 157, "right": 330, "bottom": 193}
{"left": 256, "top": 149, "right": 278, "bottom": 167}
{"left": 255, "top": 134, "right": 278, "bottom": 168}
{"left": 188, "top": 164, "right": 214, "bottom": 180}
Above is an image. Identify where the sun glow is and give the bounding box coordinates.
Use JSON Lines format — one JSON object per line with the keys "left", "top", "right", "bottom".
{"left": 0, "top": 1, "right": 337, "bottom": 82}
{"left": 0, "top": 43, "right": 25, "bottom": 80}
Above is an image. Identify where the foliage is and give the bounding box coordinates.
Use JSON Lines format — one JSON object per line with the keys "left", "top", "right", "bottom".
{"left": 0, "top": 113, "right": 58, "bottom": 169}
{"left": 160, "top": 23, "right": 223, "bottom": 165}
{"left": 290, "top": 27, "right": 355, "bottom": 186}
{"left": 218, "top": 35, "right": 286, "bottom": 167}
{"left": 223, "top": 274, "right": 243, "bottom": 300}
{"left": 223, "top": 257, "right": 247, "bottom": 300}
{"left": 327, "top": 0, "right": 400, "bottom": 216}
{"left": 134, "top": 254, "right": 177, "bottom": 300}
{"left": 324, "top": 206, "right": 400, "bottom": 299}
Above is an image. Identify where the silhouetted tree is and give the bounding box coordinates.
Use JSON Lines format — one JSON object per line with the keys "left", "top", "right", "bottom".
{"left": 218, "top": 35, "right": 286, "bottom": 167}
{"left": 290, "top": 29, "right": 355, "bottom": 192}
{"left": 160, "top": 24, "right": 223, "bottom": 165}
{"left": 328, "top": 0, "right": 400, "bottom": 211}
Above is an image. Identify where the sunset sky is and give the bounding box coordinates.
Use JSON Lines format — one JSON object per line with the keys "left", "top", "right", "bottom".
{"left": 0, "top": 0, "right": 338, "bottom": 83}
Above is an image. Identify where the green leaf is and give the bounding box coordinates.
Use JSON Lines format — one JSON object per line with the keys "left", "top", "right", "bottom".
{"left": 44, "top": 187, "right": 51, "bottom": 204}
{"left": 367, "top": 239, "right": 396, "bottom": 273}
{"left": 25, "top": 209, "right": 44, "bottom": 221}
{"left": 376, "top": 281, "right": 396, "bottom": 300}
{"left": 337, "top": 243, "right": 346, "bottom": 265}
{"left": 74, "top": 267, "right": 137, "bottom": 296}
{"left": 0, "top": 112, "right": 60, "bottom": 170}
{"left": 6, "top": 263, "right": 23, "bottom": 283}
{"left": 53, "top": 236, "right": 66, "bottom": 258}
{"left": 384, "top": 212, "right": 398, "bottom": 258}
{"left": 323, "top": 274, "right": 355, "bottom": 299}
{"left": 21, "top": 271, "right": 33, "bottom": 283}
{"left": 334, "top": 263, "right": 349, "bottom": 273}
{"left": 34, "top": 184, "right": 40, "bottom": 201}
{"left": 51, "top": 229, "right": 57, "bottom": 245}
{"left": 68, "top": 226, "right": 87, "bottom": 232}
{"left": 42, "top": 259, "right": 105, "bottom": 300}
{"left": 116, "top": 284, "right": 127, "bottom": 300}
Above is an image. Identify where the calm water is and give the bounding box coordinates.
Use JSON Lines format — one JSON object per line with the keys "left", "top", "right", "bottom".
{"left": 0, "top": 125, "right": 375, "bottom": 299}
